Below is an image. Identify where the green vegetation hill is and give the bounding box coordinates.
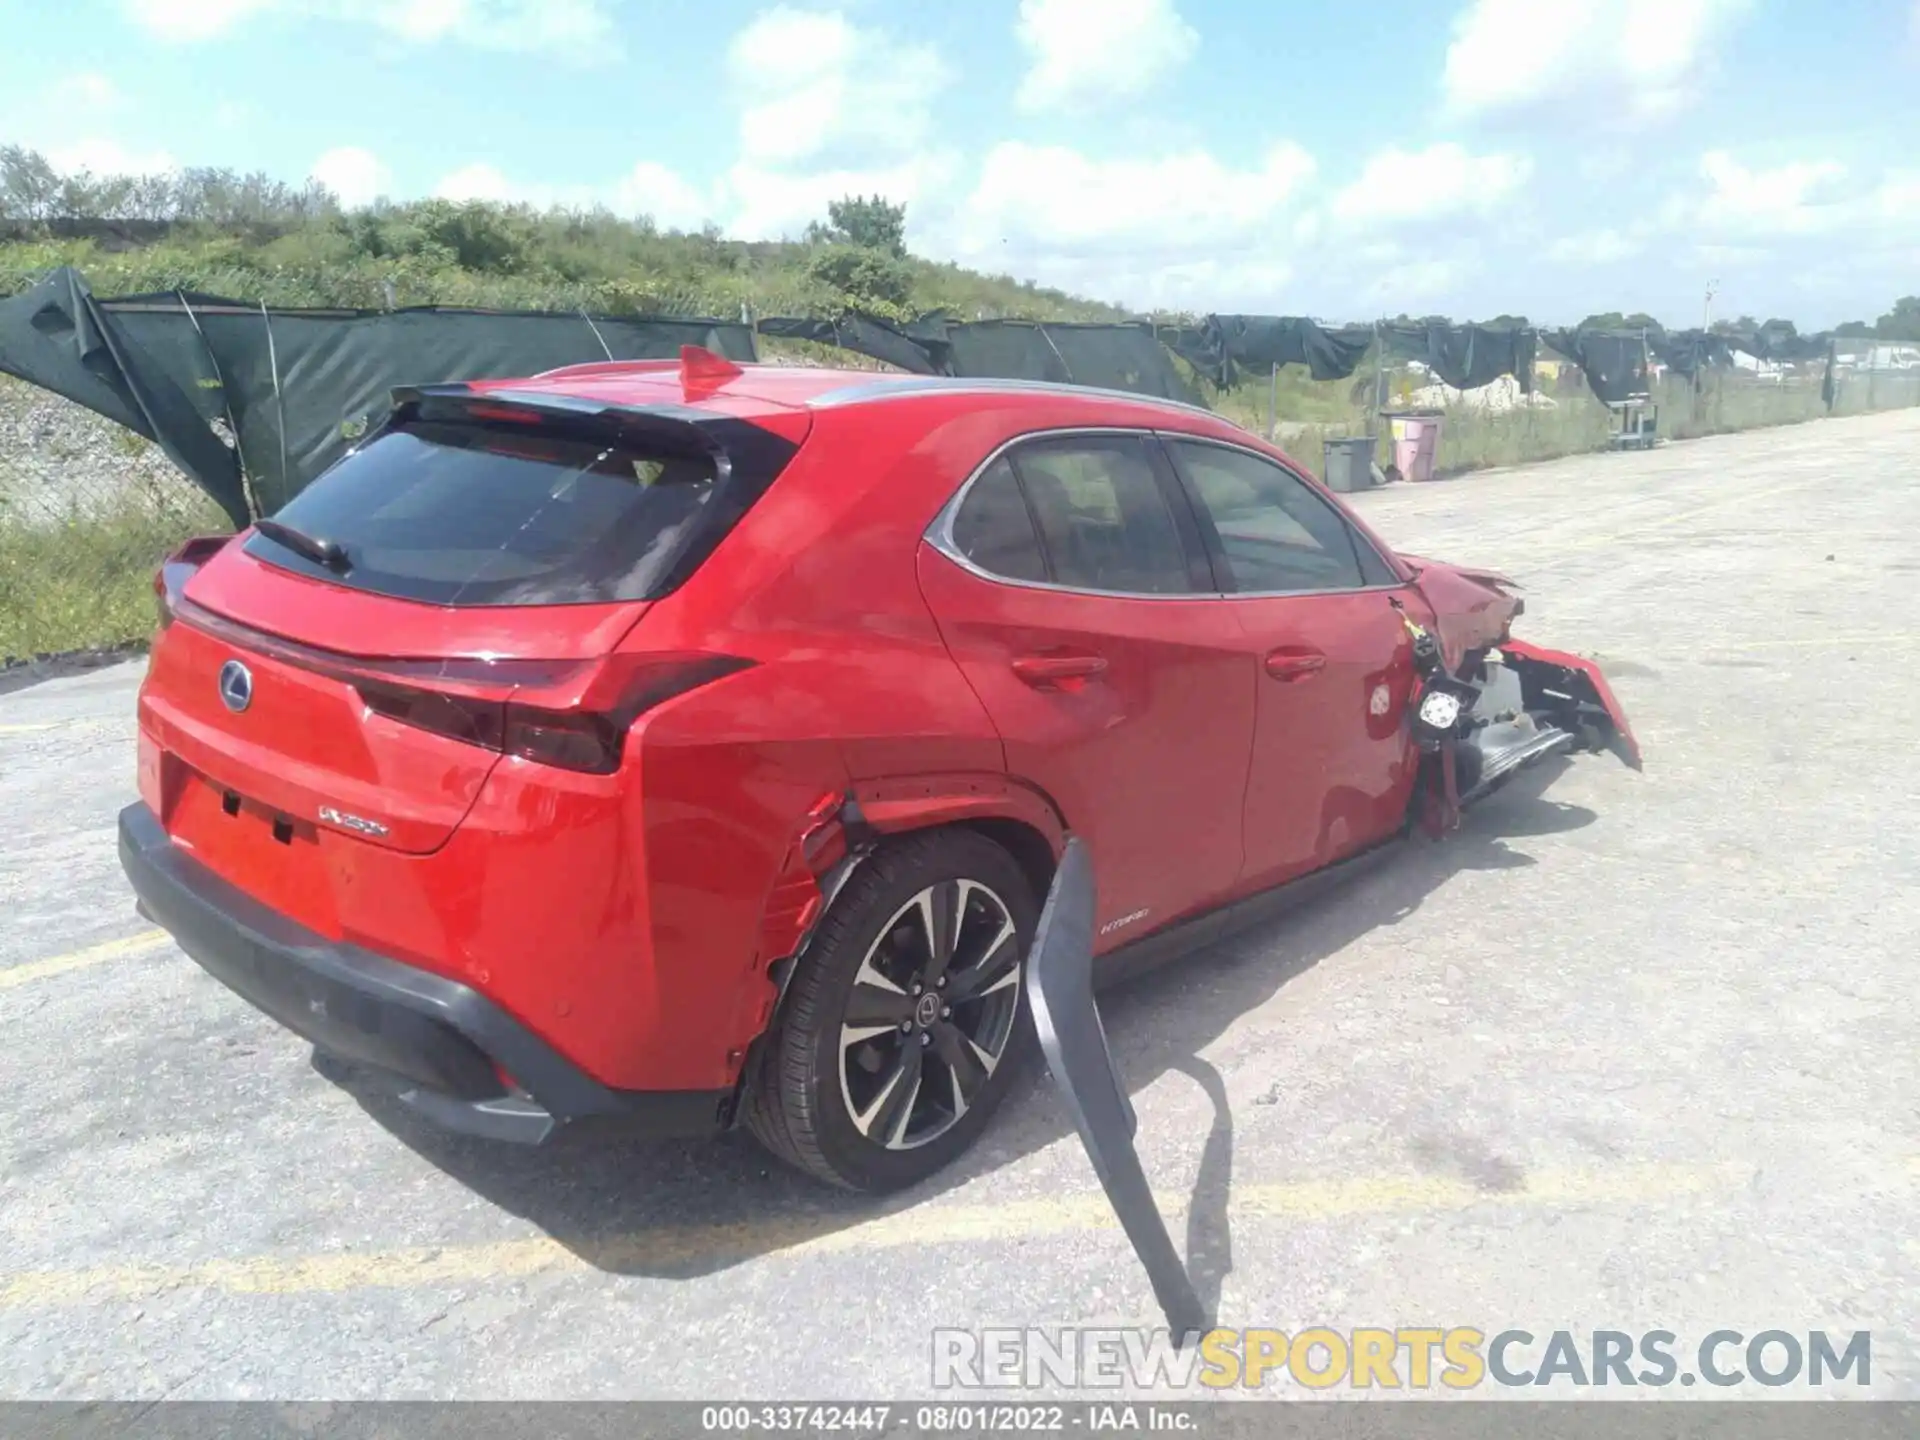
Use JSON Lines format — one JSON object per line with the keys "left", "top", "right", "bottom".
{"left": 0, "top": 148, "right": 1127, "bottom": 324}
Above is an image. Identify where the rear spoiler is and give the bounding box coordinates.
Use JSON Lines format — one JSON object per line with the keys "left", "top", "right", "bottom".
{"left": 389, "top": 383, "right": 738, "bottom": 468}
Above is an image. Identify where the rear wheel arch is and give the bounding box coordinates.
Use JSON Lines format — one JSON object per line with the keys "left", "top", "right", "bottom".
{"left": 851, "top": 771, "right": 1067, "bottom": 852}
{"left": 741, "top": 822, "right": 1043, "bottom": 1190}
{"left": 953, "top": 817, "right": 1058, "bottom": 911}
{"left": 748, "top": 781, "right": 1062, "bottom": 1033}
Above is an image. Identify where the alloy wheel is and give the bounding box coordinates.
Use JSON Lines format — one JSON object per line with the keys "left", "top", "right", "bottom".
{"left": 837, "top": 878, "right": 1023, "bottom": 1151}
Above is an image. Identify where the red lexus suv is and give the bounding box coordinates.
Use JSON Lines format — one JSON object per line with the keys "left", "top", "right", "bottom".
{"left": 119, "top": 351, "right": 1633, "bottom": 1192}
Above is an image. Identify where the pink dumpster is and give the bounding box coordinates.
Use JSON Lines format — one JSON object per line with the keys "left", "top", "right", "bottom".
{"left": 1388, "top": 412, "right": 1445, "bottom": 482}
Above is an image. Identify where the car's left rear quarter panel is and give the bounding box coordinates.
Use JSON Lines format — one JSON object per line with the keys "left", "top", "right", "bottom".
{"left": 631, "top": 399, "right": 1019, "bottom": 784}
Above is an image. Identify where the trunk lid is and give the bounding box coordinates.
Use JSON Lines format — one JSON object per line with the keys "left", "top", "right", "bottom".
{"left": 141, "top": 393, "right": 803, "bottom": 862}
{"left": 144, "top": 559, "right": 648, "bottom": 859}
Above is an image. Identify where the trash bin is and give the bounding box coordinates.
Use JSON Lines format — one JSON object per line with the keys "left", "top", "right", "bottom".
{"left": 1384, "top": 410, "right": 1446, "bottom": 482}
{"left": 1322, "top": 435, "right": 1375, "bottom": 493}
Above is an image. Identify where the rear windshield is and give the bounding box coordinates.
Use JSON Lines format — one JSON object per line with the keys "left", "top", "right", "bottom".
{"left": 243, "top": 421, "right": 720, "bottom": 606}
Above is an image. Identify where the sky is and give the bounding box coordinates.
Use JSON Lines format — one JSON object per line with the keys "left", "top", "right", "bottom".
{"left": 2, "top": 0, "right": 1917, "bottom": 327}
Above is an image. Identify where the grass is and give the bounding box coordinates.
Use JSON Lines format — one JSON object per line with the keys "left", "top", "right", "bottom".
{"left": 0, "top": 482, "right": 230, "bottom": 663}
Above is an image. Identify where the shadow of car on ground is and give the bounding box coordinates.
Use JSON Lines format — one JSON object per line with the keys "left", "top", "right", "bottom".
{"left": 321, "top": 760, "right": 1597, "bottom": 1291}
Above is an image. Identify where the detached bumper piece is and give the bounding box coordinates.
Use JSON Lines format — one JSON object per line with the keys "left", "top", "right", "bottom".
{"left": 117, "top": 803, "right": 729, "bottom": 1145}
{"left": 1454, "top": 712, "right": 1578, "bottom": 806}
{"left": 1025, "top": 838, "right": 1210, "bottom": 1341}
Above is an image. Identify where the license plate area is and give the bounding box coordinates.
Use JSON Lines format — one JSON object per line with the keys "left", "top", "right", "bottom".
{"left": 169, "top": 770, "right": 340, "bottom": 938}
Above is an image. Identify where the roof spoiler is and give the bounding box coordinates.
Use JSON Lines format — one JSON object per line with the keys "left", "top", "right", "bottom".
{"left": 387, "top": 382, "right": 733, "bottom": 468}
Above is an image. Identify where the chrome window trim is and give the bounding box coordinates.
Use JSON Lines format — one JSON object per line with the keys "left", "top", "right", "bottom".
{"left": 926, "top": 426, "right": 1411, "bottom": 604}
{"left": 927, "top": 427, "right": 1215, "bottom": 602}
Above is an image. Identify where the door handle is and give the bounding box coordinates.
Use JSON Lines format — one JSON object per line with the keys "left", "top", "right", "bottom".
{"left": 1012, "top": 653, "right": 1109, "bottom": 687}
{"left": 1264, "top": 648, "right": 1326, "bottom": 682}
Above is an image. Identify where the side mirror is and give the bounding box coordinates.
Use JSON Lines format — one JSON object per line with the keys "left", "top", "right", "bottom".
{"left": 1023, "top": 838, "right": 1210, "bottom": 1340}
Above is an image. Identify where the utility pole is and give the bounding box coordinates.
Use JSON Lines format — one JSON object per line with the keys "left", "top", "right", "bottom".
{"left": 1703, "top": 280, "right": 1719, "bottom": 332}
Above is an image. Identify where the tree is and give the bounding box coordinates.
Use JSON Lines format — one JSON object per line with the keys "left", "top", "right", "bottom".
{"left": 1876, "top": 296, "right": 1920, "bottom": 342}
{"left": 807, "top": 194, "right": 908, "bottom": 257}
{"left": 1577, "top": 311, "right": 1661, "bottom": 333}
{"left": 0, "top": 145, "right": 61, "bottom": 224}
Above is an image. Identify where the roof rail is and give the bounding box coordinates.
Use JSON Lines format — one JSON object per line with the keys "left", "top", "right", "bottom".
{"left": 808, "top": 374, "right": 1215, "bottom": 418}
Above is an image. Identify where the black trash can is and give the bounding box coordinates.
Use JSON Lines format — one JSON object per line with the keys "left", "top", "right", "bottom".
{"left": 1322, "top": 435, "right": 1375, "bottom": 493}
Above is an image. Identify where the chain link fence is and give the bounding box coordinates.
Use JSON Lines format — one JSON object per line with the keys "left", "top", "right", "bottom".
{"left": 0, "top": 375, "right": 230, "bottom": 664}
{"left": 1216, "top": 349, "right": 1920, "bottom": 480}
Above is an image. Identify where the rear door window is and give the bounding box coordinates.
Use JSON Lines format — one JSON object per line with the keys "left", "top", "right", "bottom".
{"left": 1007, "top": 435, "right": 1200, "bottom": 595}
{"left": 243, "top": 421, "right": 719, "bottom": 606}
{"left": 949, "top": 457, "right": 1049, "bottom": 583}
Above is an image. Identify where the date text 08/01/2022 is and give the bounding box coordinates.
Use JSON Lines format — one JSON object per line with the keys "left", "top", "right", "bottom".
{"left": 700, "top": 1403, "right": 1200, "bottom": 1433}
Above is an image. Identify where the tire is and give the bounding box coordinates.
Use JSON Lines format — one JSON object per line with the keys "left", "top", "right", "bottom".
{"left": 743, "top": 828, "right": 1038, "bottom": 1193}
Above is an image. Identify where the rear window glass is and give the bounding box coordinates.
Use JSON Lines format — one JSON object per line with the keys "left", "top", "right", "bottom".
{"left": 950, "top": 457, "right": 1048, "bottom": 583}
{"left": 244, "top": 422, "right": 717, "bottom": 606}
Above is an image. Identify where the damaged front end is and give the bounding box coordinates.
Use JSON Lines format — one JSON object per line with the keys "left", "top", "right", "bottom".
{"left": 1398, "top": 562, "right": 1640, "bottom": 835}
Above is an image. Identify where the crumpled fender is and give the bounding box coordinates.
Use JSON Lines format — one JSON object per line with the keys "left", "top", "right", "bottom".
{"left": 1401, "top": 555, "right": 1524, "bottom": 669}
{"left": 1500, "top": 638, "right": 1643, "bottom": 770}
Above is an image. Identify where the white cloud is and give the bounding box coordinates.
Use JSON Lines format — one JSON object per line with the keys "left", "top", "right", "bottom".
{"left": 1692, "top": 243, "right": 1769, "bottom": 269}
{"left": 1659, "top": 153, "right": 1920, "bottom": 249}
{"left": 124, "top": 0, "right": 618, "bottom": 56}
{"left": 725, "top": 157, "right": 959, "bottom": 241}
{"left": 434, "top": 163, "right": 518, "bottom": 204}
{"left": 310, "top": 146, "right": 392, "bottom": 208}
{"left": 1015, "top": 0, "right": 1199, "bottom": 113}
{"left": 616, "top": 162, "right": 716, "bottom": 232}
{"left": 386, "top": 0, "right": 469, "bottom": 40}
{"left": 1442, "top": 0, "right": 1749, "bottom": 126}
{"left": 1364, "top": 259, "right": 1466, "bottom": 309}
{"left": 954, "top": 141, "right": 1315, "bottom": 256}
{"left": 924, "top": 139, "right": 1314, "bottom": 311}
{"left": 45, "top": 139, "right": 178, "bottom": 177}
{"left": 1873, "top": 171, "right": 1920, "bottom": 223}
{"left": 125, "top": 0, "right": 271, "bottom": 41}
{"left": 430, "top": 158, "right": 717, "bottom": 229}
{"left": 49, "top": 73, "right": 128, "bottom": 112}
{"left": 1547, "top": 228, "right": 1644, "bottom": 265}
{"left": 1330, "top": 143, "right": 1531, "bottom": 227}
{"left": 1691, "top": 151, "right": 1851, "bottom": 236}
{"left": 729, "top": 8, "right": 948, "bottom": 168}
{"left": 717, "top": 8, "right": 958, "bottom": 240}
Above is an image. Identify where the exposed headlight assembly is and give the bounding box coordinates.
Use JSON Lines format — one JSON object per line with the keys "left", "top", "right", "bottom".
{"left": 1412, "top": 678, "right": 1476, "bottom": 743}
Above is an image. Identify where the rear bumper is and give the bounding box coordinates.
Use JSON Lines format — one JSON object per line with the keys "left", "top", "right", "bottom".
{"left": 117, "top": 802, "right": 731, "bottom": 1145}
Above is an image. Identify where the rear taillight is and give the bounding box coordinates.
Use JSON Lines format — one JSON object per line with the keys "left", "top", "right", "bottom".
{"left": 355, "top": 652, "right": 753, "bottom": 775}
{"left": 163, "top": 588, "right": 748, "bottom": 775}
{"left": 154, "top": 535, "right": 234, "bottom": 629}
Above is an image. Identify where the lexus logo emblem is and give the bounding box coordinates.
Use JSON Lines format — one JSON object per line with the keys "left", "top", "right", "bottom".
{"left": 217, "top": 659, "right": 254, "bottom": 713}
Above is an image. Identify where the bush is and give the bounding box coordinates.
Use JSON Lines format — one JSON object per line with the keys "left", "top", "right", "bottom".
{"left": 806, "top": 244, "right": 915, "bottom": 315}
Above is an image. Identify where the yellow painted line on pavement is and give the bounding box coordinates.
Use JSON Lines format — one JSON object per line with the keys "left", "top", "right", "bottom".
{"left": 0, "top": 721, "right": 66, "bottom": 736}
{"left": 0, "top": 1161, "right": 1743, "bottom": 1310}
{"left": 0, "top": 931, "right": 170, "bottom": 993}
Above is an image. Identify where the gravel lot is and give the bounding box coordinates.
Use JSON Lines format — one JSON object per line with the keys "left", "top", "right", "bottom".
{"left": 2, "top": 409, "right": 1917, "bottom": 1401}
